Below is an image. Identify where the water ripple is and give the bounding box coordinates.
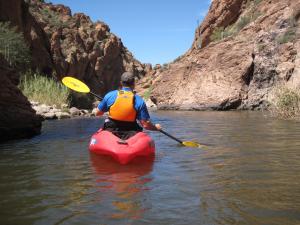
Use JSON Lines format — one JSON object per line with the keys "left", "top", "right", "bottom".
{"left": 1, "top": 112, "right": 300, "bottom": 224}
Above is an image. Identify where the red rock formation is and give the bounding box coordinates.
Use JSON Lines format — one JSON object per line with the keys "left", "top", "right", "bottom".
{"left": 25, "top": 0, "right": 147, "bottom": 97}
{"left": 0, "top": 0, "right": 54, "bottom": 74}
{"left": 144, "top": 0, "right": 300, "bottom": 110}
{"left": 192, "top": 0, "right": 245, "bottom": 49}
{"left": 0, "top": 0, "right": 148, "bottom": 102}
{"left": 0, "top": 55, "right": 42, "bottom": 142}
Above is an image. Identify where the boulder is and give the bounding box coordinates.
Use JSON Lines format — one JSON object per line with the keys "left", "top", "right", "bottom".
{"left": 69, "top": 107, "right": 81, "bottom": 116}
{"left": 56, "top": 112, "right": 71, "bottom": 119}
{"left": 0, "top": 55, "right": 42, "bottom": 142}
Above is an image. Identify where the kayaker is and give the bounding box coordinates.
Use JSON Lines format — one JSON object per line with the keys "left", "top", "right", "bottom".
{"left": 95, "top": 71, "right": 161, "bottom": 139}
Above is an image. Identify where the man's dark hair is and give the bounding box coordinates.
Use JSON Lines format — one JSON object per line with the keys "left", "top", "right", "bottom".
{"left": 121, "top": 72, "right": 135, "bottom": 86}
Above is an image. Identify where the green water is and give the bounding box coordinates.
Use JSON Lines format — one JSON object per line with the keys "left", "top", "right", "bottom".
{"left": 0, "top": 111, "right": 300, "bottom": 225}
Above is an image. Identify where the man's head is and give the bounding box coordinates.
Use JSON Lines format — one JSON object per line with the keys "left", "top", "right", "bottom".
{"left": 120, "top": 71, "right": 135, "bottom": 87}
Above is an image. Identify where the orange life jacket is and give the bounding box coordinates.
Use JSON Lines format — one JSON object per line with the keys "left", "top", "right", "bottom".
{"left": 109, "top": 90, "right": 137, "bottom": 122}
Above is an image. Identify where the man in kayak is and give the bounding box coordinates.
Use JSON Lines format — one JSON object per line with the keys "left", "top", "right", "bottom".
{"left": 95, "top": 71, "right": 161, "bottom": 139}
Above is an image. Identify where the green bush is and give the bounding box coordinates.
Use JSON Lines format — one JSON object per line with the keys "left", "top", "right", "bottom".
{"left": 210, "top": 16, "right": 252, "bottom": 42}
{"left": 236, "top": 16, "right": 251, "bottom": 31}
{"left": 223, "top": 25, "right": 236, "bottom": 38}
{"left": 0, "top": 22, "right": 31, "bottom": 69}
{"left": 19, "top": 71, "right": 70, "bottom": 108}
{"left": 210, "top": 27, "right": 225, "bottom": 42}
{"left": 40, "top": 7, "right": 70, "bottom": 28}
{"left": 143, "top": 86, "right": 152, "bottom": 101}
{"left": 210, "top": 1, "right": 262, "bottom": 43}
{"left": 269, "top": 85, "right": 300, "bottom": 118}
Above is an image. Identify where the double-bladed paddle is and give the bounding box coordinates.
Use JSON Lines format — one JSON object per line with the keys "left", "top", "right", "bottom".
{"left": 62, "top": 76, "right": 203, "bottom": 148}
{"left": 62, "top": 76, "right": 103, "bottom": 100}
{"left": 159, "top": 130, "right": 202, "bottom": 148}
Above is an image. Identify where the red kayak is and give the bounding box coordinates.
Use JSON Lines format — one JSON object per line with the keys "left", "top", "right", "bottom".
{"left": 89, "top": 129, "right": 155, "bottom": 164}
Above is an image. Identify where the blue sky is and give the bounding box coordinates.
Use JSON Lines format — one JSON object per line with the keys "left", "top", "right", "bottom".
{"left": 50, "top": 0, "right": 211, "bottom": 65}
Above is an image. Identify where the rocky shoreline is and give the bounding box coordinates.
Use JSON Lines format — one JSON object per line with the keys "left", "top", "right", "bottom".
{"left": 32, "top": 99, "right": 157, "bottom": 120}
{"left": 31, "top": 101, "right": 97, "bottom": 120}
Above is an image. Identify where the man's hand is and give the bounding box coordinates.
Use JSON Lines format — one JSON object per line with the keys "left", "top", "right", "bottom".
{"left": 155, "top": 123, "right": 162, "bottom": 130}
{"left": 95, "top": 108, "right": 104, "bottom": 117}
{"left": 140, "top": 120, "right": 162, "bottom": 131}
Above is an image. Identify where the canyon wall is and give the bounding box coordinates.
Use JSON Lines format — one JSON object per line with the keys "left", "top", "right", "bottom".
{"left": 138, "top": 0, "right": 300, "bottom": 110}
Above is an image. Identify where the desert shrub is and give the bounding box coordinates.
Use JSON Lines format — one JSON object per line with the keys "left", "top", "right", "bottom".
{"left": 211, "top": 16, "right": 253, "bottom": 42}
{"left": 39, "top": 7, "right": 70, "bottom": 28}
{"left": 210, "top": 1, "right": 262, "bottom": 42}
{"left": 222, "top": 25, "right": 235, "bottom": 38}
{"left": 143, "top": 86, "right": 152, "bottom": 101}
{"left": 0, "top": 22, "right": 31, "bottom": 69}
{"left": 210, "top": 27, "right": 225, "bottom": 42}
{"left": 236, "top": 16, "right": 252, "bottom": 31}
{"left": 269, "top": 85, "right": 300, "bottom": 119}
{"left": 19, "top": 71, "right": 70, "bottom": 108}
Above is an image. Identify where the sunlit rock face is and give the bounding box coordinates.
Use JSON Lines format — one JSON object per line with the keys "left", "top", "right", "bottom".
{"left": 0, "top": 55, "right": 42, "bottom": 142}
{"left": 0, "top": 0, "right": 150, "bottom": 100}
{"left": 138, "top": 0, "right": 300, "bottom": 110}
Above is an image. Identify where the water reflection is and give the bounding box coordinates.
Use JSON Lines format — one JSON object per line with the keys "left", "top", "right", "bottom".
{"left": 89, "top": 153, "right": 154, "bottom": 221}
{"left": 1, "top": 113, "right": 300, "bottom": 225}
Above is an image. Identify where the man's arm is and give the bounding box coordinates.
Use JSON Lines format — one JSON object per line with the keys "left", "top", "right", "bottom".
{"left": 95, "top": 108, "right": 104, "bottom": 117}
{"left": 140, "top": 120, "right": 161, "bottom": 131}
{"left": 136, "top": 96, "right": 161, "bottom": 131}
{"left": 94, "top": 92, "right": 112, "bottom": 117}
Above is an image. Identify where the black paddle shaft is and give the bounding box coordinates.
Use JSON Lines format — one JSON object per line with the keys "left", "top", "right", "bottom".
{"left": 90, "top": 91, "right": 103, "bottom": 100}
{"left": 159, "top": 130, "right": 183, "bottom": 144}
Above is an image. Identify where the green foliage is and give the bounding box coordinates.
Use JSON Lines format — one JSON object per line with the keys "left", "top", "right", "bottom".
{"left": 143, "top": 86, "right": 152, "bottom": 101}
{"left": 269, "top": 85, "right": 300, "bottom": 119}
{"left": 223, "top": 25, "right": 236, "bottom": 38}
{"left": 0, "top": 22, "right": 31, "bottom": 69}
{"left": 236, "top": 16, "right": 252, "bottom": 31}
{"left": 210, "top": 1, "right": 262, "bottom": 42}
{"left": 19, "top": 71, "right": 70, "bottom": 108}
{"left": 40, "top": 7, "right": 70, "bottom": 28}
{"left": 210, "top": 27, "right": 225, "bottom": 42}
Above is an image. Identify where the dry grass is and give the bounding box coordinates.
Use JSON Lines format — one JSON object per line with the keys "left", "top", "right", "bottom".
{"left": 19, "top": 71, "right": 70, "bottom": 108}
{"left": 269, "top": 85, "right": 300, "bottom": 119}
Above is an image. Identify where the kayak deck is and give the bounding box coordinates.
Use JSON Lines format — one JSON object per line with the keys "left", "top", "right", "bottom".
{"left": 89, "top": 129, "right": 155, "bottom": 164}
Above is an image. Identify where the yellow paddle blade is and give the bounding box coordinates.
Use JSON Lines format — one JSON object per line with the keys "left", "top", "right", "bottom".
{"left": 62, "top": 76, "right": 90, "bottom": 93}
{"left": 182, "top": 141, "right": 202, "bottom": 148}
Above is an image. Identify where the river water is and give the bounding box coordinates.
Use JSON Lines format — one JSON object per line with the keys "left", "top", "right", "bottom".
{"left": 0, "top": 111, "right": 300, "bottom": 225}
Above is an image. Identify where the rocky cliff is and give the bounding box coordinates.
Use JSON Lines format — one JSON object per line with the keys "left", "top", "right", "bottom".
{"left": 139, "top": 0, "right": 300, "bottom": 110}
{"left": 0, "top": 55, "right": 42, "bottom": 142}
{"left": 0, "top": 0, "right": 149, "bottom": 141}
{"left": 0, "top": 0, "right": 148, "bottom": 98}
